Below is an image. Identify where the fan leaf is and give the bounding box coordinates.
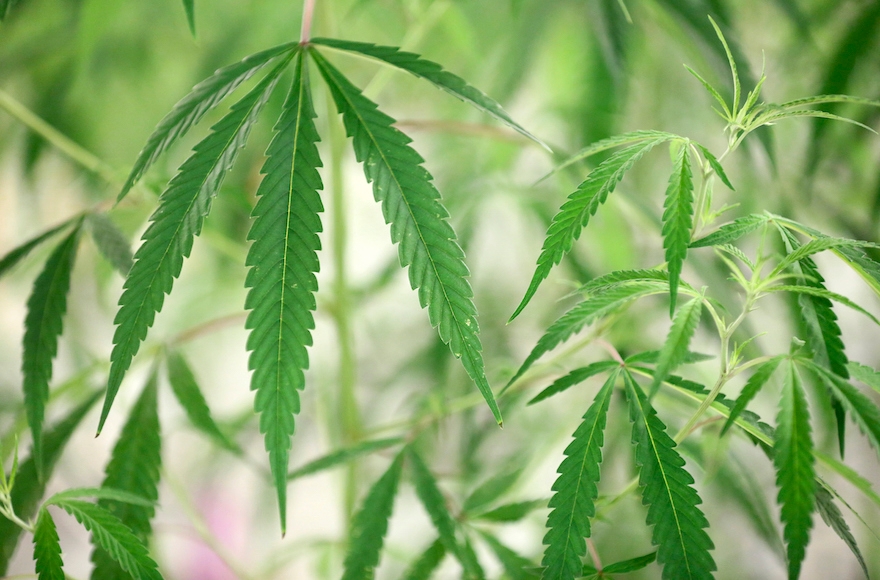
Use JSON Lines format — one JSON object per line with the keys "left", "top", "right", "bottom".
{"left": 814, "top": 483, "right": 869, "bottom": 578}
{"left": 86, "top": 213, "right": 134, "bottom": 275}
{"left": 721, "top": 356, "right": 784, "bottom": 435}
{"left": 312, "top": 48, "right": 501, "bottom": 424}
{"left": 22, "top": 222, "right": 82, "bottom": 478}
{"left": 309, "top": 37, "right": 546, "bottom": 149}
{"left": 182, "top": 0, "right": 194, "bottom": 34}
{"left": 661, "top": 140, "right": 694, "bottom": 314}
{"left": 690, "top": 214, "right": 768, "bottom": 248}
{"left": 0, "top": 218, "right": 76, "bottom": 279}
{"left": 624, "top": 371, "right": 715, "bottom": 580}
{"left": 242, "top": 52, "right": 323, "bottom": 533}
{"left": 528, "top": 360, "right": 619, "bottom": 405}
{"left": 774, "top": 362, "right": 816, "bottom": 580}
{"left": 118, "top": 42, "right": 298, "bottom": 200}
{"left": 480, "top": 531, "right": 535, "bottom": 580}
{"left": 33, "top": 509, "right": 64, "bottom": 580}
{"left": 694, "top": 144, "right": 733, "bottom": 190}
{"left": 341, "top": 451, "right": 404, "bottom": 580}
{"left": 541, "top": 130, "right": 679, "bottom": 181}
{"left": 650, "top": 295, "right": 703, "bottom": 397}
{"left": 91, "top": 371, "right": 162, "bottom": 580}
{"left": 541, "top": 371, "right": 616, "bottom": 580}
{"left": 402, "top": 539, "right": 446, "bottom": 580}
{"left": 288, "top": 437, "right": 403, "bottom": 480}
{"left": 102, "top": 55, "right": 289, "bottom": 434}
{"left": 512, "top": 136, "right": 672, "bottom": 320}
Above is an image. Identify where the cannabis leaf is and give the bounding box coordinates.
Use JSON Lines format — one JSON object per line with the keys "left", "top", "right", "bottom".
{"left": 403, "top": 539, "right": 446, "bottom": 580}
{"left": 807, "top": 362, "right": 880, "bottom": 459}
{"left": 512, "top": 136, "right": 673, "bottom": 320}
{"left": 22, "top": 222, "right": 81, "bottom": 477}
{"left": 182, "top": 0, "right": 194, "bottom": 34}
{"left": 103, "top": 55, "right": 291, "bottom": 434}
{"left": 288, "top": 438, "right": 403, "bottom": 480}
{"left": 86, "top": 213, "right": 133, "bottom": 275}
{"left": 480, "top": 531, "right": 534, "bottom": 580}
{"left": 689, "top": 214, "right": 768, "bottom": 248}
{"left": 541, "top": 371, "right": 616, "bottom": 580}
{"left": 528, "top": 361, "right": 619, "bottom": 405}
{"left": 814, "top": 484, "right": 869, "bottom": 578}
{"left": 118, "top": 42, "right": 298, "bottom": 200}
{"left": 624, "top": 371, "right": 715, "bottom": 580}
{"left": 541, "top": 130, "right": 678, "bottom": 181}
{"left": 774, "top": 362, "right": 815, "bottom": 580}
{"left": 242, "top": 52, "right": 323, "bottom": 532}
{"left": 650, "top": 295, "right": 703, "bottom": 397}
{"left": 660, "top": 141, "right": 694, "bottom": 314}
{"left": 0, "top": 218, "right": 77, "bottom": 279}
{"left": 341, "top": 451, "right": 404, "bottom": 580}
{"left": 91, "top": 372, "right": 161, "bottom": 580}
{"left": 313, "top": 49, "right": 501, "bottom": 424}
{"left": 33, "top": 509, "right": 64, "bottom": 580}
{"left": 583, "top": 552, "right": 657, "bottom": 577}
{"left": 721, "top": 356, "right": 784, "bottom": 435}
{"left": 166, "top": 350, "right": 239, "bottom": 452}
{"left": 309, "top": 38, "right": 546, "bottom": 148}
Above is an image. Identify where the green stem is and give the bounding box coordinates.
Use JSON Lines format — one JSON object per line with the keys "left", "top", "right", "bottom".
{"left": 300, "top": 0, "right": 315, "bottom": 43}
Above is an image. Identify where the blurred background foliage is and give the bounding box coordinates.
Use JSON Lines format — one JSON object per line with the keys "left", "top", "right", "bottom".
{"left": 1, "top": 0, "right": 879, "bottom": 578}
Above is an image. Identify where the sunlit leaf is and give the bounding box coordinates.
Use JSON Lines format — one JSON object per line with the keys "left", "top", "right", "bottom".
{"left": 814, "top": 484, "right": 869, "bottom": 578}
{"left": 22, "top": 222, "right": 82, "bottom": 478}
{"left": 288, "top": 437, "right": 403, "bottom": 480}
{"left": 86, "top": 213, "right": 133, "bottom": 275}
{"left": 0, "top": 218, "right": 76, "bottom": 279}
{"left": 661, "top": 140, "right": 694, "bottom": 314}
{"left": 33, "top": 509, "right": 64, "bottom": 580}
{"left": 313, "top": 48, "right": 501, "bottom": 425}
{"left": 528, "top": 361, "right": 618, "bottom": 405}
{"left": 721, "top": 356, "right": 784, "bottom": 435}
{"left": 689, "top": 214, "right": 767, "bottom": 248}
{"left": 650, "top": 296, "right": 702, "bottom": 397}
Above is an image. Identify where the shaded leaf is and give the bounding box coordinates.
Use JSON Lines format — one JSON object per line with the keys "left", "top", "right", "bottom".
{"left": 650, "top": 296, "right": 703, "bottom": 397}
{"left": 624, "top": 371, "right": 715, "bottom": 580}
{"left": 815, "top": 450, "right": 880, "bottom": 509}
{"left": 118, "top": 42, "right": 298, "bottom": 200}
{"left": 463, "top": 469, "right": 523, "bottom": 514}
{"left": 0, "top": 392, "right": 100, "bottom": 574}
{"left": 0, "top": 219, "right": 76, "bottom": 279}
{"left": 86, "top": 213, "right": 133, "bottom": 275}
{"left": 33, "top": 509, "right": 64, "bottom": 580}
{"left": 774, "top": 363, "right": 815, "bottom": 580}
{"left": 91, "top": 372, "right": 161, "bottom": 580}
{"left": 690, "top": 214, "right": 767, "bottom": 248}
{"left": 402, "top": 539, "right": 446, "bottom": 580}
{"left": 51, "top": 500, "right": 161, "bottom": 580}
{"left": 528, "top": 361, "right": 619, "bottom": 405}
{"left": 480, "top": 531, "right": 535, "bottom": 580}
{"left": 848, "top": 361, "right": 880, "bottom": 396}
{"left": 22, "top": 222, "right": 82, "bottom": 478}
{"left": 102, "top": 55, "right": 290, "bottom": 434}
{"left": 309, "top": 37, "right": 546, "bottom": 148}
{"left": 603, "top": 551, "right": 657, "bottom": 574}
{"left": 507, "top": 281, "right": 667, "bottom": 388}
{"left": 244, "top": 52, "right": 323, "bottom": 532}
{"left": 541, "top": 371, "right": 616, "bottom": 580}
{"left": 473, "top": 499, "right": 548, "bottom": 523}
{"left": 288, "top": 437, "right": 403, "bottom": 480}
{"left": 166, "top": 350, "right": 239, "bottom": 452}
{"left": 511, "top": 137, "right": 672, "bottom": 320}
{"left": 341, "top": 452, "right": 404, "bottom": 580}
{"left": 814, "top": 484, "right": 869, "bottom": 579}
{"left": 313, "top": 49, "right": 501, "bottom": 425}
{"left": 661, "top": 141, "right": 694, "bottom": 314}
{"left": 721, "top": 356, "right": 784, "bottom": 435}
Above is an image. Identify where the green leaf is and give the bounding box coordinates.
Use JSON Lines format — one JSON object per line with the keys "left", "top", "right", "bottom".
{"left": 0, "top": 392, "right": 100, "bottom": 574}
{"left": 118, "top": 42, "right": 298, "bottom": 201}
{"left": 623, "top": 371, "right": 715, "bottom": 580}
{"left": 683, "top": 65, "right": 731, "bottom": 120}
{"left": 312, "top": 49, "right": 501, "bottom": 425}
{"left": 574, "top": 269, "right": 672, "bottom": 295}
{"left": 528, "top": 361, "right": 619, "bottom": 405}
{"left": 511, "top": 136, "right": 672, "bottom": 320}
{"left": 22, "top": 222, "right": 82, "bottom": 478}
{"left": 766, "top": 285, "right": 880, "bottom": 325}
{"left": 463, "top": 469, "right": 523, "bottom": 514}
{"left": 402, "top": 539, "right": 446, "bottom": 580}
{"left": 46, "top": 488, "right": 153, "bottom": 508}
{"left": 694, "top": 144, "right": 733, "bottom": 190}
{"left": 603, "top": 551, "right": 658, "bottom": 574}
{"left": 815, "top": 450, "right": 880, "bottom": 509}
{"left": 774, "top": 362, "right": 815, "bottom": 580}
{"left": 341, "top": 452, "right": 404, "bottom": 580}
{"left": 721, "top": 356, "right": 784, "bottom": 435}
{"left": 814, "top": 483, "right": 869, "bottom": 579}
{"left": 649, "top": 296, "right": 703, "bottom": 397}
{"left": 848, "top": 361, "right": 880, "bottom": 396}
{"left": 243, "top": 52, "right": 323, "bottom": 532}
{"left": 479, "top": 531, "right": 536, "bottom": 580}
{"left": 308, "top": 38, "right": 546, "bottom": 149}
{"left": 473, "top": 499, "right": 548, "bottom": 523}
{"left": 182, "top": 0, "right": 194, "bottom": 34}
{"left": 541, "top": 371, "right": 616, "bottom": 580}
{"left": 689, "top": 214, "right": 768, "bottom": 248}
{"left": 0, "top": 218, "right": 76, "bottom": 279}
{"left": 50, "top": 500, "right": 161, "bottom": 580}
{"left": 779, "top": 94, "right": 880, "bottom": 111}
{"left": 33, "top": 509, "right": 64, "bottom": 580}
{"left": 661, "top": 141, "right": 694, "bottom": 314}
{"left": 166, "top": 350, "right": 239, "bottom": 452}
{"left": 288, "top": 437, "right": 404, "bottom": 480}
{"left": 91, "top": 372, "right": 162, "bottom": 580}
{"left": 772, "top": 236, "right": 875, "bottom": 277}
{"left": 86, "top": 213, "right": 134, "bottom": 275}
{"left": 102, "top": 55, "right": 290, "bottom": 435}
{"left": 507, "top": 281, "right": 667, "bottom": 388}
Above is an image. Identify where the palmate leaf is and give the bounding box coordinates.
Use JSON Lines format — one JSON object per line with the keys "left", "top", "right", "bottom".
{"left": 774, "top": 362, "right": 816, "bottom": 580}
{"left": 527, "top": 360, "right": 619, "bottom": 405}
{"left": 623, "top": 371, "right": 715, "bottom": 580}
{"left": 50, "top": 499, "right": 161, "bottom": 580}
{"left": 402, "top": 539, "right": 446, "bottom": 580}
{"left": 541, "top": 371, "right": 616, "bottom": 580}
{"left": 511, "top": 136, "right": 673, "bottom": 320}
{"left": 33, "top": 509, "right": 64, "bottom": 580}
{"left": 243, "top": 52, "right": 323, "bottom": 532}
{"left": 661, "top": 141, "right": 694, "bottom": 315}
{"left": 91, "top": 371, "right": 161, "bottom": 580}
{"left": 102, "top": 55, "right": 291, "bottom": 434}
{"left": 22, "top": 222, "right": 82, "bottom": 478}
{"left": 814, "top": 484, "right": 869, "bottom": 579}
{"left": 507, "top": 281, "right": 667, "bottom": 388}
{"left": 288, "top": 438, "right": 403, "bottom": 481}
{"left": 86, "top": 213, "right": 134, "bottom": 275}
{"left": 0, "top": 392, "right": 100, "bottom": 574}
{"left": 721, "top": 355, "right": 784, "bottom": 435}
{"left": 689, "top": 214, "right": 768, "bottom": 248}
{"left": 341, "top": 451, "right": 404, "bottom": 580}
{"left": 166, "top": 350, "right": 239, "bottom": 452}
{"left": 309, "top": 38, "right": 546, "bottom": 149}
{"left": 312, "top": 49, "right": 501, "bottom": 425}
{"left": 118, "top": 42, "right": 298, "bottom": 200}
{"left": 0, "top": 218, "right": 76, "bottom": 279}
{"left": 650, "top": 296, "right": 703, "bottom": 397}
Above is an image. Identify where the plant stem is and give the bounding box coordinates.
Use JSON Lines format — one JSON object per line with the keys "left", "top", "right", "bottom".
{"left": 300, "top": 0, "right": 315, "bottom": 43}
